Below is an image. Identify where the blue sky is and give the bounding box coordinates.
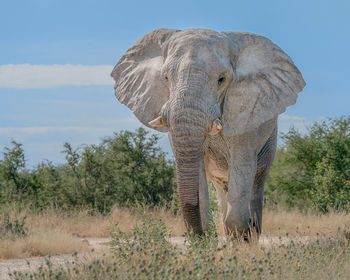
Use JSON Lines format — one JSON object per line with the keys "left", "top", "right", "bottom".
{"left": 0, "top": 0, "right": 349, "bottom": 167}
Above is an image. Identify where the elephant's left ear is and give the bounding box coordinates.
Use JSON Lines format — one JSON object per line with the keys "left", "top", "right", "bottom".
{"left": 222, "top": 32, "right": 305, "bottom": 136}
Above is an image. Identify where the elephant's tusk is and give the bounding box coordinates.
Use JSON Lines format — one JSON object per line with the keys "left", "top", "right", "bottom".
{"left": 209, "top": 118, "right": 222, "bottom": 135}
{"left": 213, "top": 118, "right": 222, "bottom": 131}
{"left": 149, "top": 116, "right": 164, "bottom": 127}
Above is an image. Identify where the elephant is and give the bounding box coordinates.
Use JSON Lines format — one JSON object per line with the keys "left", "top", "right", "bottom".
{"left": 111, "top": 28, "right": 305, "bottom": 238}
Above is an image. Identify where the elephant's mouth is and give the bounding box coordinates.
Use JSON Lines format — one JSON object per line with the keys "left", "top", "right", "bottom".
{"left": 149, "top": 115, "right": 222, "bottom": 136}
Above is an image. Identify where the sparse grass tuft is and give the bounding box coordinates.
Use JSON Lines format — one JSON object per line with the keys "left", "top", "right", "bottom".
{"left": 0, "top": 214, "right": 28, "bottom": 237}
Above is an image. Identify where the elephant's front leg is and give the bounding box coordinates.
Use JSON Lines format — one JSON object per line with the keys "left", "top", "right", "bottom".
{"left": 225, "top": 134, "right": 257, "bottom": 236}
{"left": 250, "top": 128, "right": 277, "bottom": 234}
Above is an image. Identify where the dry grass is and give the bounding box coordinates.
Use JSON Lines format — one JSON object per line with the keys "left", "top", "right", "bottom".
{"left": 11, "top": 206, "right": 350, "bottom": 239}
{"left": 24, "top": 209, "right": 110, "bottom": 238}
{"left": 1, "top": 206, "right": 349, "bottom": 260}
{"left": 262, "top": 208, "right": 350, "bottom": 237}
{"left": 0, "top": 206, "right": 185, "bottom": 259}
{"left": 0, "top": 230, "right": 88, "bottom": 260}
{"left": 213, "top": 208, "right": 350, "bottom": 237}
{"left": 0, "top": 208, "right": 102, "bottom": 260}
{"left": 22, "top": 206, "right": 185, "bottom": 237}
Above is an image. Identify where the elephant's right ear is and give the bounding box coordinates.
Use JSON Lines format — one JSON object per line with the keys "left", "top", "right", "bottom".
{"left": 111, "top": 29, "right": 180, "bottom": 132}
{"left": 222, "top": 32, "right": 305, "bottom": 136}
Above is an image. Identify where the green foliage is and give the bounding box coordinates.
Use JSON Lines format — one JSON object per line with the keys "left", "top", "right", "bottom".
{"left": 0, "top": 128, "right": 176, "bottom": 213}
{"left": 265, "top": 116, "right": 350, "bottom": 212}
{"left": 1, "top": 116, "right": 349, "bottom": 214}
{"left": 312, "top": 159, "right": 350, "bottom": 212}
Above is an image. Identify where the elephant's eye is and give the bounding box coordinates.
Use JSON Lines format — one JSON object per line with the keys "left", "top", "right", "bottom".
{"left": 164, "top": 76, "right": 168, "bottom": 81}
{"left": 218, "top": 76, "right": 226, "bottom": 86}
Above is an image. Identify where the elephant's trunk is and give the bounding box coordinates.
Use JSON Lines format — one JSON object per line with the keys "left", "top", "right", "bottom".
{"left": 174, "top": 149, "right": 206, "bottom": 235}
{"left": 168, "top": 97, "right": 211, "bottom": 235}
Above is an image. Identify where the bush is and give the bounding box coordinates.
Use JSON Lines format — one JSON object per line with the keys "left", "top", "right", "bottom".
{"left": 265, "top": 116, "right": 350, "bottom": 212}
{"left": 0, "top": 128, "right": 177, "bottom": 213}
{"left": 312, "top": 159, "right": 350, "bottom": 212}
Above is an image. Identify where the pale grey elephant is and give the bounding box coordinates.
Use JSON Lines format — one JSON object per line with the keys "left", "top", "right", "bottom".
{"left": 111, "top": 28, "right": 305, "bottom": 237}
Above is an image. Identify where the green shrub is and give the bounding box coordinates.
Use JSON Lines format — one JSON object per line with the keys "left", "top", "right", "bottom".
{"left": 265, "top": 116, "right": 350, "bottom": 212}
{"left": 0, "top": 128, "right": 176, "bottom": 213}
{"left": 312, "top": 159, "right": 350, "bottom": 212}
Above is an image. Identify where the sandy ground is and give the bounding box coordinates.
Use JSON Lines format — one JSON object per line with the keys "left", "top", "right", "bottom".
{"left": 0, "top": 236, "right": 337, "bottom": 280}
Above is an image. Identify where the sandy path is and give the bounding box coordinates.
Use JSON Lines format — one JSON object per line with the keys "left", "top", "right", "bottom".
{"left": 0, "top": 236, "right": 335, "bottom": 280}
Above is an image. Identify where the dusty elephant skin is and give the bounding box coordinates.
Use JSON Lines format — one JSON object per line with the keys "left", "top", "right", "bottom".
{"left": 111, "top": 28, "right": 305, "bottom": 237}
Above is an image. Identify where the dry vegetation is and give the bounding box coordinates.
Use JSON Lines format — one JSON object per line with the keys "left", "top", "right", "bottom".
{"left": 0, "top": 206, "right": 185, "bottom": 260}
{"left": 0, "top": 230, "right": 88, "bottom": 260}
{"left": 1, "top": 206, "right": 350, "bottom": 260}
{"left": 262, "top": 208, "right": 350, "bottom": 237}
{"left": 7, "top": 212, "right": 350, "bottom": 280}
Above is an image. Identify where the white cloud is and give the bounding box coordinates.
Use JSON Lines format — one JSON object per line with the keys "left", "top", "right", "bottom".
{"left": 279, "top": 114, "right": 306, "bottom": 120}
{"left": 0, "top": 64, "right": 114, "bottom": 88}
{"left": 0, "top": 126, "right": 114, "bottom": 136}
{"left": 0, "top": 117, "right": 139, "bottom": 143}
{"left": 0, "top": 117, "right": 139, "bottom": 137}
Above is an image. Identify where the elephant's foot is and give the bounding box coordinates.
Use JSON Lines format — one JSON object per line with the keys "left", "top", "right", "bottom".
{"left": 224, "top": 218, "right": 261, "bottom": 242}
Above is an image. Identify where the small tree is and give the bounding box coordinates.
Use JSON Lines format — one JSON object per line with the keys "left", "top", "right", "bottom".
{"left": 0, "top": 141, "right": 32, "bottom": 201}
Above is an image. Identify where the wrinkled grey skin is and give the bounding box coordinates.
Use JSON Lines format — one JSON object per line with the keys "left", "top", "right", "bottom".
{"left": 111, "top": 29, "right": 305, "bottom": 237}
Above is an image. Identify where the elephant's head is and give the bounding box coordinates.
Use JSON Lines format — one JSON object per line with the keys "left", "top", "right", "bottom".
{"left": 111, "top": 29, "right": 305, "bottom": 235}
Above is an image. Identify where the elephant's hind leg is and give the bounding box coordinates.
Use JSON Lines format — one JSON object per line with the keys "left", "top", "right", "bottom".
{"left": 250, "top": 128, "right": 277, "bottom": 235}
